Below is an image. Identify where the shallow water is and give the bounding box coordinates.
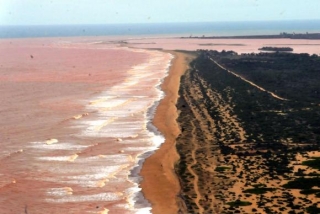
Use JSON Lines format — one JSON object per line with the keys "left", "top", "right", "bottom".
{"left": 0, "top": 38, "right": 172, "bottom": 213}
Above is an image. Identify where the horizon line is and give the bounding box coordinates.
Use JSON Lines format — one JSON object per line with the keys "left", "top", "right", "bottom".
{"left": 1, "top": 19, "right": 320, "bottom": 27}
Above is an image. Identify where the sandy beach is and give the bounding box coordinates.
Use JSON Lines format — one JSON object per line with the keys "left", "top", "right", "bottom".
{"left": 140, "top": 52, "right": 195, "bottom": 214}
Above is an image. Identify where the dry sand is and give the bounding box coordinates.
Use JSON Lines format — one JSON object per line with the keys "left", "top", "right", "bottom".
{"left": 140, "top": 52, "right": 195, "bottom": 214}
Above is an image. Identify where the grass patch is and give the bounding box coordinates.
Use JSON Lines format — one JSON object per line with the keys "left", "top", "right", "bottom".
{"left": 243, "top": 187, "right": 275, "bottom": 194}
{"left": 227, "top": 200, "right": 252, "bottom": 207}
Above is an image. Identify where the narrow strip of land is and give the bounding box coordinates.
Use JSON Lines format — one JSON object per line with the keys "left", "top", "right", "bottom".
{"left": 140, "top": 51, "right": 195, "bottom": 214}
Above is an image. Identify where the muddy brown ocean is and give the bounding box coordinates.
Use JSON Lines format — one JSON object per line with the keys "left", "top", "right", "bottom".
{"left": 0, "top": 38, "right": 173, "bottom": 214}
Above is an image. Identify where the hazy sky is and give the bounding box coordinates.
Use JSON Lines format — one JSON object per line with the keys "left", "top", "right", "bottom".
{"left": 0, "top": 0, "right": 320, "bottom": 25}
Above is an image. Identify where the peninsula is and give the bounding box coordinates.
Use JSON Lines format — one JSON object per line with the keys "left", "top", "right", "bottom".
{"left": 182, "top": 32, "right": 320, "bottom": 40}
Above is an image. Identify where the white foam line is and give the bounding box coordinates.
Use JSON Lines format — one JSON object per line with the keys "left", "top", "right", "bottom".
{"left": 89, "top": 99, "right": 128, "bottom": 109}
{"left": 124, "top": 147, "right": 155, "bottom": 152}
{"left": 65, "top": 172, "right": 115, "bottom": 181}
{"left": 80, "top": 128, "right": 139, "bottom": 138}
{"left": 93, "top": 117, "right": 118, "bottom": 131}
{"left": 38, "top": 154, "right": 78, "bottom": 162}
{"left": 39, "top": 165, "right": 130, "bottom": 187}
{"left": 44, "top": 165, "right": 126, "bottom": 175}
{"left": 28, "top": 142, "right": 88, "bottom": 150}
{"left": 45, "top": 139, "right": 58, "bottom": 145}
{"left": 89, "top": 96, "right": 117, "bottom": 105}
{"left": 71, "top": 154, "right": 132, "bottom": 164}
{"left": 46, "top": 192, "right": 122, "bottom": 203}
{"left": 135, "top": 208, "right": 153, "bottom": 214}
{"left": 46, "top": 187, "right": 73, "bottom": 197}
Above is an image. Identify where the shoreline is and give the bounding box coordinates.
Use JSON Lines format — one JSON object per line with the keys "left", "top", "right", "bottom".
{"left": 139, "top": 51, "right": 195, "bottom": 214}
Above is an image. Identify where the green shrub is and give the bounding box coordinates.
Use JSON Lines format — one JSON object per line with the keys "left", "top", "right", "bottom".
{"left": 283, "top": 177, "right": 320, "bottom": 189}
{"left": 215, "top": 166, "right": 231, "bottom": 172}
{"left": 227, "top": 200, "right": 252, "bottom": 207}
{"left": 302, "top": 158, "right": 320, "bottom": 170}
{"left": 243, "top": 187, "right": 275, "bottom": 194}
{"left": 306, "top": 205, "right": 320, "bottom": 214}
{"left": 300, "top": 189, "right": 320, "bottom": 195}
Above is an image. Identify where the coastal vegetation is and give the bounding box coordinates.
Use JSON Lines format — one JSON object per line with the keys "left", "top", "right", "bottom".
{"left": 226, "top": 200, "right": 252, "bottom": 207}
{"left": 176, "top": 49, "right": 320, "bottom": 213}
{"left": 283, "top": 177, "right": 320, "bottom": 189}
{"left": 258, "top": 46, "right": 293, "bottom": 52}
{"left": 215, "top": 166, "right": 231, "bottom": 172}
{"left": 243, "top": 187, "right": 276, "bottom": 194}
{"left": 306, "top": 205, "right": 320, "bottom": 214}
{"left": 302, "top": 158, "right": 320, "bottom": 169}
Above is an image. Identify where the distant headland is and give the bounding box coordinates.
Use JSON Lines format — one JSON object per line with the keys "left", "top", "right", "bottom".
{"left": 182, "top": 32, "right": 320, "bottom": 40}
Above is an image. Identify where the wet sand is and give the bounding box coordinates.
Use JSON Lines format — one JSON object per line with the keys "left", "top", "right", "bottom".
{"left": 140, "top": 51, "right": 195, "bottom": 214}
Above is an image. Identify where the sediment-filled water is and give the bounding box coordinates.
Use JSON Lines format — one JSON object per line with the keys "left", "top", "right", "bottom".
{"left": 0, "top": 38, "right": 172, "bottom": 213}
